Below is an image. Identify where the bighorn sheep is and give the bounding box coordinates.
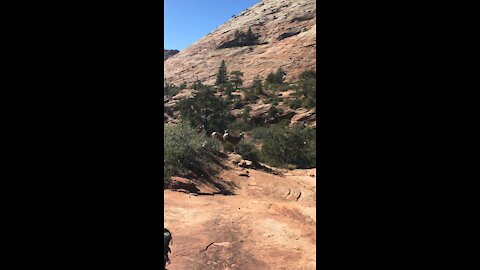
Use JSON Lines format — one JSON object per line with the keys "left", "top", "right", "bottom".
{"left": 223, "top": 132, "right": 244, "bottom": 146}
{"left": 211, "top": 131, "right": 223, "bottom": 141}
{"left": 211, "top": 130, "right": 244, "bottom": 153}
{"left": 211, "top": 131, "right": 225, "bottom": 152}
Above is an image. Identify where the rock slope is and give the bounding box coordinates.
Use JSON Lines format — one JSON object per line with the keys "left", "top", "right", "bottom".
{"left": 164, "top": 0, "right": 316, "bottom": 85}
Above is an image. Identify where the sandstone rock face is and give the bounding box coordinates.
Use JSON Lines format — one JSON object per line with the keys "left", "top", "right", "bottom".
{"left": 249, "top": 103, "right": 272, "bottom": 123}
{"left": 163, "top": 49, "right": 179, "bottom": 61}
{"left": 164, "top": 89, "right": 196, "bottom": 124}
{"left": 290, "top": 108, "right": 316, "bottom": 128}
{"left": 164, "top": 0, "right": 316, "bottom": 86}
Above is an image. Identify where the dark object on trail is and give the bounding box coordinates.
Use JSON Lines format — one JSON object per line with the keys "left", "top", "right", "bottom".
{"left": 164, "top": 228, "right": 172, "bottom": 269}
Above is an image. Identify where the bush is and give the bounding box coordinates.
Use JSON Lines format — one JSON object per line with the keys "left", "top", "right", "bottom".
{"left": 260, "top": 125, "right": 316, "bottom": 168}
{"left": 268, "top": 105, "right": 281, "bottom": 119}
{"left": 223, "top": 142, "right": 234, "bottom": 153}
{"left": 164, "top": 123, "right": 219, "bottom": 180}
{"left": 288, "top": 99, "right": 302, "bottom": 109}
{"left": 235, "top": 141, "right": 260, "bottom": 163}
{"left": 251, "top": 126, "right": 270, "bottom": 140}
{"left": 227, "top": 119, "right": 250, "bottom": 133}
{"left": 305, "top": 98, "right": 316, "bottom": 109}
{"left": 244, "top": 91, "right": 259, "bottom": 102}
{"left": 233, "top": 99, "right": 244, "bottom": 109}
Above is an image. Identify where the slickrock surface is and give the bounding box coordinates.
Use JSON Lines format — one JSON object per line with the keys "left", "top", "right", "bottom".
{"left": 165, "top": 156, "right": 316, "bottom": 270}
{"left": 164, "top": 0, "right": 316, "bottom": 85}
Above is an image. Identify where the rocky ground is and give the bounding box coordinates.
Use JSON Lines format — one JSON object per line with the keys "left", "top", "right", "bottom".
{"left": 164, "top": 155, "right": 316, "bottom": 270}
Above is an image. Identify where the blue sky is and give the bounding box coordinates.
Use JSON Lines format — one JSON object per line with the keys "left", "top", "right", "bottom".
{"left": 164, "top": 0, "right": 260, "bottom": 50}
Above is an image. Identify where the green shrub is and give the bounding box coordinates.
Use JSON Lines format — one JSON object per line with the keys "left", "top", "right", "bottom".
{"left": 299, "top": 69, "right": 316, "bottom": 80}
{"left": 288, "top": 99, "right": 302, "bottom": 109}
{"left": 268, "top": 105, "right": 280, "bottom": 119}
{"left": 233, "top": 99, "right": 244, "bottom": 109}
{"left": 251, "top": 126, "right": 270, "bottom": 140}
{"left": 235, "top": 141, "right": 260, "bottom": 163}
{"left": 305, "top": 98, "right": 316, "bottom": 109}
{"left": 227, "top": 119, "right": 250, "bottom": 133}
{"left": 223, "top": 142, "right": 234, "bottom": 153}
{"left": 164, "top": 123, "right": 219, "bottom": 180}
{"left": 260, "top": 125, "right": 316, "bottom": 168}
{"left": 244, "top": 91, "right": 259, "bottom": 102}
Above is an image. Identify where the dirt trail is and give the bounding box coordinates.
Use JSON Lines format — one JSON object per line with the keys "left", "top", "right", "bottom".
{"left": 164, "top": 161, "right": 316, "bottom": 270}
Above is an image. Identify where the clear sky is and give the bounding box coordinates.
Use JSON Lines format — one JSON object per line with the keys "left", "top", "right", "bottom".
{"left": 164, "top": 0, "right": 261, "bottom": 51}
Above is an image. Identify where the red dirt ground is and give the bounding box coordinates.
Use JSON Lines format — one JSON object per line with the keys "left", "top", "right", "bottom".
{"left": 164, "top": 159, "right": 316, "bottom": 270}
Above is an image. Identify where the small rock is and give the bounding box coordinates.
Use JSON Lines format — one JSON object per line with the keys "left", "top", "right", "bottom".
{"left": 239, "top": 159, "right": 253, "bottom": 168}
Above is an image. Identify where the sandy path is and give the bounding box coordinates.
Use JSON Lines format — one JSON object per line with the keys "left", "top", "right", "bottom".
{"left": 164, "top": 165, "right": 316, "bottom": 270}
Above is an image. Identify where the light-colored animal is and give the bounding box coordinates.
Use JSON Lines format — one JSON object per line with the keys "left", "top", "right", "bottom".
{"left": 211, "top": 131, "right": 225, "bottom": 152}
{"left": 222, "top": 132, "right": 244, "bottom": 146}
{"left": 211, "top": 131, "right": 223, "bottom": 141}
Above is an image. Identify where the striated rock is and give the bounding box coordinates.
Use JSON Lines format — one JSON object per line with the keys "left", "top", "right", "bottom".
{"left": 266, "top": 110, "right": 296, "bottom": 124}
{"left": 171, "top": 89, "right": 196, "bottom": 100}
{"left": 249, "top": 103, "right": 272, "bottom": 123}
{"left": 290, "top": 108, "right": 316, "bottom": 127}
{"left": 164, "top": 0, "right": 316, "bottom": 86}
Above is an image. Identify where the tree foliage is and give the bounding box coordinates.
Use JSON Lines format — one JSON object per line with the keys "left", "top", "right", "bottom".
{"left": 230, "top": 70, "right": 244, "bottom": 89}
{"left": 178, "top": 85, "right": 234, "bottom": 134}
{"left": 266, "top": 67, "right": 286, "bottom": 85}
{"left": 261, "top": 125, "right": 316, "bottom": 168}
{"left": 215, "top": 60, "right": 228, "bottom": 86}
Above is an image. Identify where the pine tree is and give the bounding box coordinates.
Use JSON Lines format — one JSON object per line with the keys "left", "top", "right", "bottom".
{"left": 246, "top": 27, "right": 254, "bottom": 45}
{"left": 274, "top": 67, "right": 286, "bottom": 84}
{"left": 215, "top": 60, "right": 228, "bottom": 86}
{"left": 178, "top": 86, "right": 232, "bottom": 134}
{"left": 230, "top": 70, "right": 244, "bottom": 89}
{"left": 252, "top": 75, "right": 263, "bottom": 95}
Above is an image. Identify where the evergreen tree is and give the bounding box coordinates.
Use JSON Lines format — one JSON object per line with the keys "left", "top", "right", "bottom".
{"left": 192, "top": 80, "right": 203, "bottom": 90}
{"left": 252, "top": 75, "right": 263, "bottom": 95}
{"left": 299, "top": 69, "right": 316, "bottom": 80}
{"left": 266, "top": 68, "right": 286, "bottom": 85}
{"left": 234, "top": 30, "right": 241, "bottom": 40}
{"left": 274, "top": 67, "right": 286, "bottom": 84}
{"left": 215, "top": 60, "right": 228, "bottom": 86}
{"left": 246, "top": 27, "right": 254, "bottom": 45}
{"left": 266, "top": 72, "right": 276, "bottom": 85}
{"left": 230, "top": 70, "right": 244, "bottom": 89}
{"left": 178, "top": 86, "right": 233, "bottom": 134}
